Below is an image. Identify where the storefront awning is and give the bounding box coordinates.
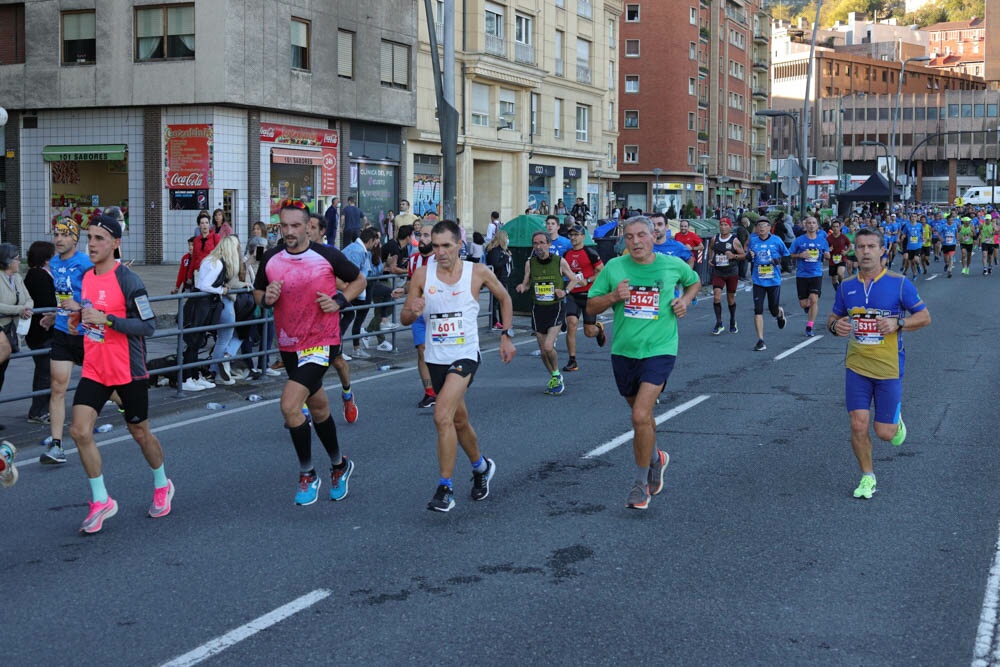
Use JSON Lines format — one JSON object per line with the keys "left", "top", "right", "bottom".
{"left": 271, "top": 148, "right": 323, "bottom": 166}
{"left": 43, "top": 144, "right": 127, "bottom": 162}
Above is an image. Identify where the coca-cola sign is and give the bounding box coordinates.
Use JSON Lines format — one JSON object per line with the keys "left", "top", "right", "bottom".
{"left": 165, "top": 124, "right": 213, "bottom": 190}
{"left": 260, "top": 122, "right": 338, "bottom": 148}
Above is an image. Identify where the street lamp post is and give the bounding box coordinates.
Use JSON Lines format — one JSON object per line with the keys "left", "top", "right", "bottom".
{"left": 861, "top": 139, "right": 890, "bottom": 210}
{"left": 890, "top": 55, "right": 931, "bottom": 210}
{"left": 755, "top": 109, "right": 803, "bottom": 215}
{"left": 699, "top": 154, "right": 710, "bottom": 219}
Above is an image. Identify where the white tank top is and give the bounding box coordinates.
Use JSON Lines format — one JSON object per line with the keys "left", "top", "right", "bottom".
{"left": 422, "top": 257, "right": 480, "bottom": 364}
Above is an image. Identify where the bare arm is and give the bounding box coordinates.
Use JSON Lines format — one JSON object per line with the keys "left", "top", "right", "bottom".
{"left": 399, "top": 266, "right": 427, "bottom": 326}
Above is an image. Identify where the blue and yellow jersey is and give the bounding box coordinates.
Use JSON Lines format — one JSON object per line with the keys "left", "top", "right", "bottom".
{"left": 832, "top": 270, "right": 926, "bottom": 380}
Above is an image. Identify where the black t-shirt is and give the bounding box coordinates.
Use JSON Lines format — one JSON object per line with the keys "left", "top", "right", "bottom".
{"left": 381, "top": 239, "right": 409, "bottom": 271}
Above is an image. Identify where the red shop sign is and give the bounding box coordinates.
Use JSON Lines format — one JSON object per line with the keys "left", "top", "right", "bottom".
{"left": 164, "top": 124, "right": 213, "bottom": 189}
{"left": 259, "top": 122, "right": 338, "bottom": 148}
{"left": 321, "top": 149, "right": 338, "bottom": 196}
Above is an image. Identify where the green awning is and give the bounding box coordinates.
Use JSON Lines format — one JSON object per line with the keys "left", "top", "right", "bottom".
{"left": 42, "top": 144, "right": 127, "bottom": 162}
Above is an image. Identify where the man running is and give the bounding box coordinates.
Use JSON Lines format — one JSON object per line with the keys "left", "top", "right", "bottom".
{"left": 38, "top": 218, "right": 93, "bottom": 464}
{"left": 254, "top": 203, "right": 367, "bottom": 506}
{"left": 827, "top": 227, "right": 930, "bottom": 499}
{"left": 561, "top": 224, "right": 606, "bottom": 372}
{"left": 707, "top": 217, "right": 745, "bottom": 334}
{"left": 939, "top": 213, "right": 958, "bottom": 278}
{"left": 391, "top": 223, "right": 437, "bottom": 408}
{"left": 516, "top": 231, "right": 580, "bottom": 395}
{"left": 827, "top": 219, "right": 851, "bottom": 290}
{"left": 68, "top": 216, "right": 167, "bottom": 534}
{"left": 901, "top": 214, "right": 924, "bottom": 280}
{"left": 746, "top": 218, "right": 789, "bottom": 351}
{"left": 958, "top": 216, "right": 976, "bottom": 275}
{"left": 980, "top": 214, "right": 995, "bottom": 276}
{"left": 401, "top": 219, "right": 516, "bottom": 512}
{"left": 788, "top": 216, "right": 831, "bottom": 337}
{"left": 587, "top": 216, "right": 700, "bottom": 509}
{"left": 545, "top": 214, "right": 572, "bottom": 257}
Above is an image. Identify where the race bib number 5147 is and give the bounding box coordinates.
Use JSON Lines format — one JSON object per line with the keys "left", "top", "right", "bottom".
{"left": 624, "top": 286, "right": 660, "bottom": 320}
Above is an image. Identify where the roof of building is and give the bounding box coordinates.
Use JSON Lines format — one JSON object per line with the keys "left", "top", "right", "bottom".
{"left": 924, "top": 17, "right": 985, "bottom": 33}
{"left": 928, "top": 53, "right": 985, "bottom": 67}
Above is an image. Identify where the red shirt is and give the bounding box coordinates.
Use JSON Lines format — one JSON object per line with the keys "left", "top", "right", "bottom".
{"left": 81, "top": 269, "right": 132, "bottom": 386}
{"left": 408, "top": 251, "right": 432, "bottom": 278}
{"left": 175, "top": 253, "right": 192, "bottom": 289}
{"left": 563, "top": 247, "right": 603, "bottom": 294}
{"left": 674, "top": 231, "right": 703, "bottom": 250}
{"left": 191, "top": 233, "right": 220, "bottom": 271}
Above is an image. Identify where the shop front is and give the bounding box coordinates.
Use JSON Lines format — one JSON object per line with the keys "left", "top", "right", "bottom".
{"left": 44, "top": 144, "right": 129, "bottom": 230}
{"left": 351, "top": 162, "right": 397, "bottom": 231}
{"left": 528, "top": 163, "right": 555, "bottom": 213}
{"left": 260, "top": 122, "right": 339, "bottom": 224}
{"left": 563, "top": 167, "right": 581, "bottom": 210}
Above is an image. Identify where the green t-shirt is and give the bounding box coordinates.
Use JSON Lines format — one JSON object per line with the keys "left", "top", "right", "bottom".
{"left": 588, "top": 253, "right": 700, "bottom": 359}
{"left": 529, "top": 254, "right": 565, "bottom": 306}
{"left": 959, "top": 224, "right": 974, "bottom": 245}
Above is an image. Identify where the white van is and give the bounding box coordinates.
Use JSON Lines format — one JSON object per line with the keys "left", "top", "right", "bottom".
{"left": 961, "top": 187, "right": 1000, "bottom": 205}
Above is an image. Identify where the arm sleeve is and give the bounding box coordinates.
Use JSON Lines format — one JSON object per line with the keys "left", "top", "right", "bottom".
{"left": 112, "top": 267, "right": 156, "bottom": 337}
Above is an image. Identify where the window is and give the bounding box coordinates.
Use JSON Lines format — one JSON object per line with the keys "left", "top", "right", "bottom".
{"left": 380, "top": 40, "right": 410, "bottom": 89}
{"left": 531, "top": 93, "right": 539, "bottom": 136}
{"left": 624, "top": 145, "right": 639, "bottom": 163}
{"left": 555, "top": 0, "right": 564, "bottom": 7}
{"left": 608, "top": 19, "right": 616, "bottom": 49}
{"left": 555, "top": 30, "right": 564, "bottom": 76}
{"left": 472, "top": 83, "right": 490, "bottom": 126}
{"left": 135, "top": 4, "right": 195, "bottom": 60}
{"left": 625, "top": 39, "right": 639, "bottom": 57}
{"left": 499, "top": 88, "right": 516, "bottom": 124}
{"left": 988, "top": 104, "right": 998, "bottom": 118}
{"left": 0, "top": 4, "right": 25, "bottom": 65}
{"left": 576, "top": 104, "right": 590, "bottom": 142}
{"left": 337, "top": 30, "right": 354, "bottom": 79}
{"left": 688, "top": 112, "right": 696, "bottom": 131}
{"left": 927, "top": 107, "right": 937, "bottom": 120}
{"left": 688, "top": 78, "right": 695, "bottom": 95}
{"left": 843, "top": 109, "right": 853, "bottom": 121}
{"left": 626, "top": 4, "right": 640, "bottom": 21}
{"left": 515, "top": 14, "right": 532, "bottom": 44}
{"left": 554, "top": 98, "right": 563, "bottom": 138}
{"left": 625, "top": 75, "right": 639, "bottom": 93}
{"left": 690, "top": 7, "right": 697, "bottom": 24}
{"left": 948, "top": 104, "right": 959, "bottom": 118}
{"left": 608, "top": 101, "right": 614, "bottom": 130}
{"left": 914, "top": 107, "right": 925, "bottom": 120}
{"left": 962, "top": 104, "right": 973, "bottom": 118}
{"left": 485, "top": 2, "right": 503, "bottom": 38}
{"left": 576, "top": 38, "right": 591, "bottom": 84}
{"left": 624, "top": 110, "right": 639, "bottom": 128}
{"left": 62, "top": 11, "right": 96, "bottom": 64}
{"left": 608, "top": 60, "right": 614, "bottom": 89}
{"left": 578, "top": 0, "right": 592, "bottom": 20}
{"left": 291, "top": 18, "right": 309, "bottom": 70}
{"left": 689, "top": 42, "right": 697, "bottom": 60}
{"left": 728, "top": 123, "right": 743, "bottom": 141}
{"left": 688, "top": 147, "right": 696, "bottom": 165}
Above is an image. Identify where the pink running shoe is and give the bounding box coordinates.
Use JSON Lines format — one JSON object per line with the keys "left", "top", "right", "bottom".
{"left": 80, "top": 497, "right": 118, "bottom": 534}
{"left": 149, "top": 480, "right": 175, "bottom": 518}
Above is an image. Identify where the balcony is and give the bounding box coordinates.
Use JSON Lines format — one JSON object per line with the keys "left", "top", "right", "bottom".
{"left": 753, "top": 28, "right": 768, "bottom": 43}
{"left": 514, "top": 41, "right": 535, "bottom": 65}
{"left": 698, "top": 54, "right": 710, "bottom": 75}
{"left": 698, "top": 94, "right": 709, "bottom": 107}
{"left": 699, "top": 26, "right": 710, "bottom": 41}
{"left": 752, "top": 171, "right": 771, "bottom": 182}
{"left": 485, "top": 33, "right": 506, "bottom": 57}
{"left": 752, "top": 86, "right": 768, "bottom": 98}
{"left": 751, "top": 142, "right": 767, "bottom": 154}
{"left": 698, "top": 131, "right": 709, "bottom": 142}
{"left": 753, "top": 59, "right": 768, "bottom": 71}
{"left": 577, "top": 63, "right": 591, "bottom": 84}
{"left": 725, "top": 6, "right": 748, "bottom": 25}
{"left": 700, "top": 0, "right": 710, "bottom": 5}
{"left": 578, "top": 0, "right": 592, "bottom": 19}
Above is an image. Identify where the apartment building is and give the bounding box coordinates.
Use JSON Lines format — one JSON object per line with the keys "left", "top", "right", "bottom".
{"left": 925, "top": 17, "right": 986, "bottom": 78}
{"left": 408, "top": 0, "right": 621, "bottom": 230}
{"left": 0, "top": 0, "right": 416, "bottom": 261}
{"left": 614, "top": 0, "right": 771, "bottom": 215}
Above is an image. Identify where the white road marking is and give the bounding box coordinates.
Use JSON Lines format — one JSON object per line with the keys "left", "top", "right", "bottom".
{"left": 972, "top": 522, "right": 1000, "bottom": 667}
{"left": 160, "top": 588, "right": 331, "bottom": 667}
{"left": 926, "top": 274, "right": 939, "bottom": 281}
{"left": 583, "top": 394, "right": 711, "bottom": 458}
{"left": 773, "top": 335, "right": 823, "bottom": 361}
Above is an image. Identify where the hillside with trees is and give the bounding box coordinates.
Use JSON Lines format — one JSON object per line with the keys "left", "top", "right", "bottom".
{"left": 769, "top": 0, "right": 985, "bottom": 27}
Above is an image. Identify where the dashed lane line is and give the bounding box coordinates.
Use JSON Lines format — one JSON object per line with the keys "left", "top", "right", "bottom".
{"left": 773, "top": 334, "right": 824, "bottom": 361}
{"left": 582, "top": 395, "right": 712, "bottom": 459}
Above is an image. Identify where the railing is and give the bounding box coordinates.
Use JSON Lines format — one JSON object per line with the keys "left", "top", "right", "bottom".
{"left": 485, "top": 33, "right": 506, "bottom": 57}
{"left": 752, "top": 86, "right": 768, "bottom": 97}
{"left": 752, "top": 171, "right": 771, "bottom": 181}
{"left": 753, "top": 114, "right": 766, "bottom": 127}
{"left": 698, "top": 94, "right": 709, "bottom": 107}
{"left": 725, "top": 6, "right": 748, "bottom": 25}
{"left": 576, "top": 63, "right": 591, "bottom": 84}
{"left": 751, "top": 142, "right": 767, "bottom": 153}
{"left": 514, "top": 41, "right": 535, "bottom": 65}
{"left": 753, "top": 28, "right": 768, "bottom": 42}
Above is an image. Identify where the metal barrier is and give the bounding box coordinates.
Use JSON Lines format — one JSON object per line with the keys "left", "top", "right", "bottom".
{"left": 0, "top": 270, "right": 494, "bottom": 407}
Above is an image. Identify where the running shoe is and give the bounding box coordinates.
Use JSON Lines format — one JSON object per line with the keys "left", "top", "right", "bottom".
{"left": 648, "top": 449, "right": 670, "bottom": 496}
{"left": 342, "top": 394, "right": 358, "bottom": 424}
{"left": 148, "top": 480, "right": 175, "bottom": 518}
{"left": 545, "top": 374, "right": 565, "bottom": 396}
{"left": 295, "top": 471, "right": 321, "bottom": 506}
{"left": 80, "top": 497, "right": 118, "bottom": 534}
{"left": 0, "top": 441, "right": 17, "bottom": 488}
{"left": 776, "top": 307, "right": 786, "bottom": 329}
{"left": 417, "top": 394, "right": 436, "bottom": 409}
{"left": 40, "top": 441, "right": 67, "bottom": 465}
{"left": 562, "top": 359, "right": 579, "bottom": 372}
{"left": 890, "top": 416, "right": 906, "bottom": 447}
{"left": 754, "top": 339, "right": 767, "bottom": 351}
{"left": 711, "top": 323, "right": 724, "bottom": 335}
{"left": 595, "top": 321, "right": 607, "bottom": 347}
{"left": 729, "top": 323, "right": 739, "bottom": 334}
{"left": 853, "top": 475, "right": 877, "bottom": 499}
{"left": 427, "top": 484, "right": 455, "bottom": 512}
{"left": 471, "top": 458, "right": 495, "bottom": 501}
{"left": 626, "top": 483, "right": 650, "bottom": 510}
{"left": 329, "top": 458, "right": 354, "bottom": 501}
{"left": 805, "top": 325, "right": 814, "bottom": 337}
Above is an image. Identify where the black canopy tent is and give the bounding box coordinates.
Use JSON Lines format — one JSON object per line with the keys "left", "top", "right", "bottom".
{"left": 837, "top": 173, "right": 891, "bottom": 217}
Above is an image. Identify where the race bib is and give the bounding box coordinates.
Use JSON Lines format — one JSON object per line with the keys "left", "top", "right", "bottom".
{"left": 534, "top": 281, "right": 556, "bottom": 302}
{"left": 758, "top": 264, "right": 774, "bottom": 279}
{"left": 56, "top": 291, "right": 74, "bottom": 317}
{"left": 909, "top": 235, "right": 919, "bottom": 245}
{"left": 852, "top": 314, "right": 884, "bottom": 345}
{"left": 297, "top": 346, "right": 329, "bottom": 367}
{"left": 715, "top": 253, "right": 730, "bottom": 267}
{"left": 805, "top": 248, "right": 820, "bottom": 262}
{"left": 429, "top": 311, "right": 466, "bottom": 345}
{"left": 832, "top": 254, "right": 842, "bottom": 264}
{"left": 81, "top": 322, "right": 105, "bottom": 343}
{"left": 624, "top": 285, "right": 659, "bottom": 320}
{"left": 944, "top": 234, "right": 955, "bottom": 244}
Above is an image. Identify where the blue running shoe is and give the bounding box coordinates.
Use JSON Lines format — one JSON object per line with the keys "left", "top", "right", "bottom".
{"left": 544, "top": 374, "right": 565, "bottom": 396}
{"left": 295, "top": 470, "right": 320, "bottom": 506}
{"left": 329, "top": 458, "right": 354, "bottom": 501}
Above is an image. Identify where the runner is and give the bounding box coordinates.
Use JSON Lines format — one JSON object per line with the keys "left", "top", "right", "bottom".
{"left": 561, "top": 224, "right": 606, "bottom": 372}
{"left": 939, "top": 213, "right": 958, "bottom": 278}
{"left": 586, "top": 216, "right": 700, "bottom": 509}
{"left": 958, "top": 216, "right": 976, "bottom": 275}
{"left": 827, "top": 227, "right": 930, "bottom": 499}
{"left": 746, "top": 218, "right": 789, "bottom": 351}
{"left": 980, "top": 214, "right": 995, "bottom": 276}
{"left": 515, "top": 231, "right": 580, "bottom": 395}
{"left": 253, "top": 203, "right": 366, "bottom": 506}
{"left": 545, "top": 215, "right": 572, "bottom": 257}
{"left": 38, "top": 218, "right": 93, "bottom": 464}
{"left": 882, "top": 214, "right": 899, "bottom": 269}
{"left": 400, "top": 219, "right": 516, "bottom": 512}
{"left": 920, "top": 215, "right": 933, "bottom": 275}
{"left": 707, "top": 217, "right": 745, "bottom": 335}
{"left": 900, "top": 214, "right": 924, "bottom": 280}
{"left": 787, "top": 216, "right": 831, "bottom": 337}
{"left": 827, "top": 219, "right": 851, "bottom": 290}
{"left": 390, "top": 223, "right": 437, "bottom": 408}
{"left": 67, "top": 216, "right": 167, "bottom": 534}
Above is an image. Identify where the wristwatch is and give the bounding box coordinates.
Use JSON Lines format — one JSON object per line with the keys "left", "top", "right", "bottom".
{"left": 502, "top": 329, "right": 515, "bottom": 339}
{"left": 897, "top": 316, "right": 905, "bottom": 330}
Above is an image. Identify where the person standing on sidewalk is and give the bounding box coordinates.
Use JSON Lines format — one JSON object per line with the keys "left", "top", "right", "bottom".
{"left": 69, "top": 216, "right": 169, "bottom": 534}
{"left": 254, "top": 203, "right": 366, "bottom": 506}
{"left": 827, "top": 228, "right": 930, "bottom": 500}
{"left": 24, "top": 241, "right": 56, "bottom": 425}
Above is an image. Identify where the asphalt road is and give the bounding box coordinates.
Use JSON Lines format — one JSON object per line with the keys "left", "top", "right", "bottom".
{"left": 3, "top": 258, "right": 999, "bottom": 666}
